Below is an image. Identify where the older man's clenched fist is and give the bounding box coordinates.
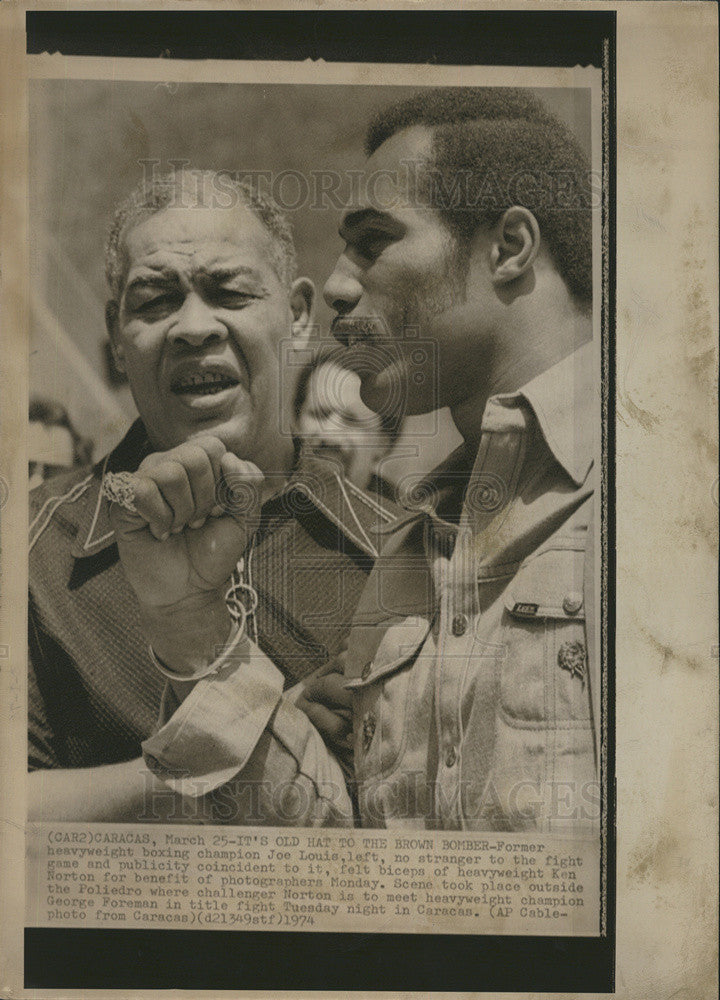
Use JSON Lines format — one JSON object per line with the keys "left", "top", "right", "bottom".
{"left": 106, "top": 435, "right": 264, "bottom": 677}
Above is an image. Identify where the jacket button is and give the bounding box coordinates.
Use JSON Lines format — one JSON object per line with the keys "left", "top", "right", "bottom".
{"left": 562, "top": 593, "right": 583, "bottom": 615}
{"left": 445, "top": 746, "right": 457, "bottom": 767}
{"left": 361, "top": 661, "right": 372, "bottom": 680}
{"left": 451, "top": 614, "right": 468, "bottom": 637}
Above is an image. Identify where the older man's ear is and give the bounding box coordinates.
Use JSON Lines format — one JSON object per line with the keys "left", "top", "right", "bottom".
{"left": 105, "top": 300, "right": 126, "bottom": 373}
{"left": 289, "top": 277, "right": 315, "bottom": 343}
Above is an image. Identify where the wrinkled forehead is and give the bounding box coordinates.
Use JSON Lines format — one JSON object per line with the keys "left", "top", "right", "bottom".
{"left": 121, "top": 203, "right": 277, "bottom": 282}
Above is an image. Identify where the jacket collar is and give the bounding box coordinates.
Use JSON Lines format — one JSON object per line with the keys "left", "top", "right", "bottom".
{"left": 71, "top": 424, "right": 403, "bottom": 562}
{"left": 379, "top": 342, "right": 595, "bottom": 536}
{"left": 371, "top": 444, "right": 472, "bottom": 536}
{"left": 498, "top": 341, "right": 595, "bottom": 487}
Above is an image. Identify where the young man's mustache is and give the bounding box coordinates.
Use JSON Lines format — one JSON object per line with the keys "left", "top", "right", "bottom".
{"left": 330, "top": 316, "right": 381, "bottom": 347}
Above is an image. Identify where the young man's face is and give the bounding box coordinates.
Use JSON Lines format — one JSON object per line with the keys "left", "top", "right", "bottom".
{"left": 109, "top": 203, "right": 311, "bottom": 471}
{"left": 323, "top": 125, "right": 495, "bottom": 417}
{"left": 296, "top": 360, "right": 392, "bottom": 490}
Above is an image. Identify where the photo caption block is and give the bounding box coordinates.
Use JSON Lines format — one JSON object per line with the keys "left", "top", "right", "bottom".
{"left": 27, "top": 824, "right": 600, "bottom": 935}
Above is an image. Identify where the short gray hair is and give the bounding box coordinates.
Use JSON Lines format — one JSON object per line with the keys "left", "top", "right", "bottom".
{"left": 105, "top": 168, "right": 297, "bottom": 300}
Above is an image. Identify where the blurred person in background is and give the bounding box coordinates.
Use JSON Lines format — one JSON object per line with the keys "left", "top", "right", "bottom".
{"left": 28, "top": 398, "right": 94, "bottom": 489}
{"left": 294, "top": 345, "right": 402, "bottom": 503}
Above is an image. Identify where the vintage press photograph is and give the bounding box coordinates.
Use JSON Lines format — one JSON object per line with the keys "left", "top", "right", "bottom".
{"left": 28, "top": 75, "right": 604, "bottom": 833}
{"left": 22, "top": 21, "right": 610, "bottom": 967}
{"left": 4, "top": 4, "right": 716, "bottom": 997}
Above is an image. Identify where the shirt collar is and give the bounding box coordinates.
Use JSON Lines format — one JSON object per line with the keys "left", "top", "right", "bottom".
{"left": 379, "top": 342, "right": 595, "bottom": 537}
{"left": 490, "top": 341, "right": 595, "bottom": 487}
{"left": 71, "top": 425, "right": 402, "bottom": 562}
{"left": 377, "top": 444, "right": 472, "bottom": 535}
{"left": 70, "top": 420, "right": 151, "bottom": 559}
{"left": 269, "top": 450, "right": 404, "bottom": 558}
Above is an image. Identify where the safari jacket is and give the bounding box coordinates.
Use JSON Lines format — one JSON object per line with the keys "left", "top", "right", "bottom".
{"left": 142, "top": 344, "right": 600, "bottom": 832}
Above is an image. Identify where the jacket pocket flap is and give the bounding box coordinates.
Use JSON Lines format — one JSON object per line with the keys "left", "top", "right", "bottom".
{"left": 504, "top": 547, "right": 586, "bottom": 621}
{"left": 345, "top": 616, "right": 433, "bottom": 689}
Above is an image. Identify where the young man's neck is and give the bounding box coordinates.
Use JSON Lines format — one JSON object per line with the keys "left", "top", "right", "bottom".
{"left": 451, "top": 292, "right": 592, "bottom": 457}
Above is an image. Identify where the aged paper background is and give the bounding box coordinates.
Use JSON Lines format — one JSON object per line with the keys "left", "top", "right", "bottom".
{"left": 1, "top": 1, "right": 718, "bottom": 997}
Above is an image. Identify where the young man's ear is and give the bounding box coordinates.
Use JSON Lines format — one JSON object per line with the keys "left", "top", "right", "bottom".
{"left": 289, "top": 277, "right": 315, "bottom": 344}
{"left": 488, "top": 206, "right": 541, "bottom": 286}
{"left": 105, "top": 301, "right": 126, "bottom": 373}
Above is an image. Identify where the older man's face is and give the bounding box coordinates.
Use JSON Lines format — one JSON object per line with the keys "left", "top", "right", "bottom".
{"left": 110, "top": 203, "right": 306, "bottom": 471}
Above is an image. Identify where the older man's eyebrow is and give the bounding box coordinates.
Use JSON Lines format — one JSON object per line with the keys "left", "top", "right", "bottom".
{"left": 124, "top": 274, "right": 178, "bottom": 298}
{"left": 201, "top": 264, "right": 264, "bottom": 283}
{"left": 124, "top": 264, "right": 267, "bottom": 295}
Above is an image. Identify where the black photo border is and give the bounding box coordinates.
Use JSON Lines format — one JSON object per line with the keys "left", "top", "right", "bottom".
{"left": 24, "top": 8, "right": 616, "bottom": 993}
